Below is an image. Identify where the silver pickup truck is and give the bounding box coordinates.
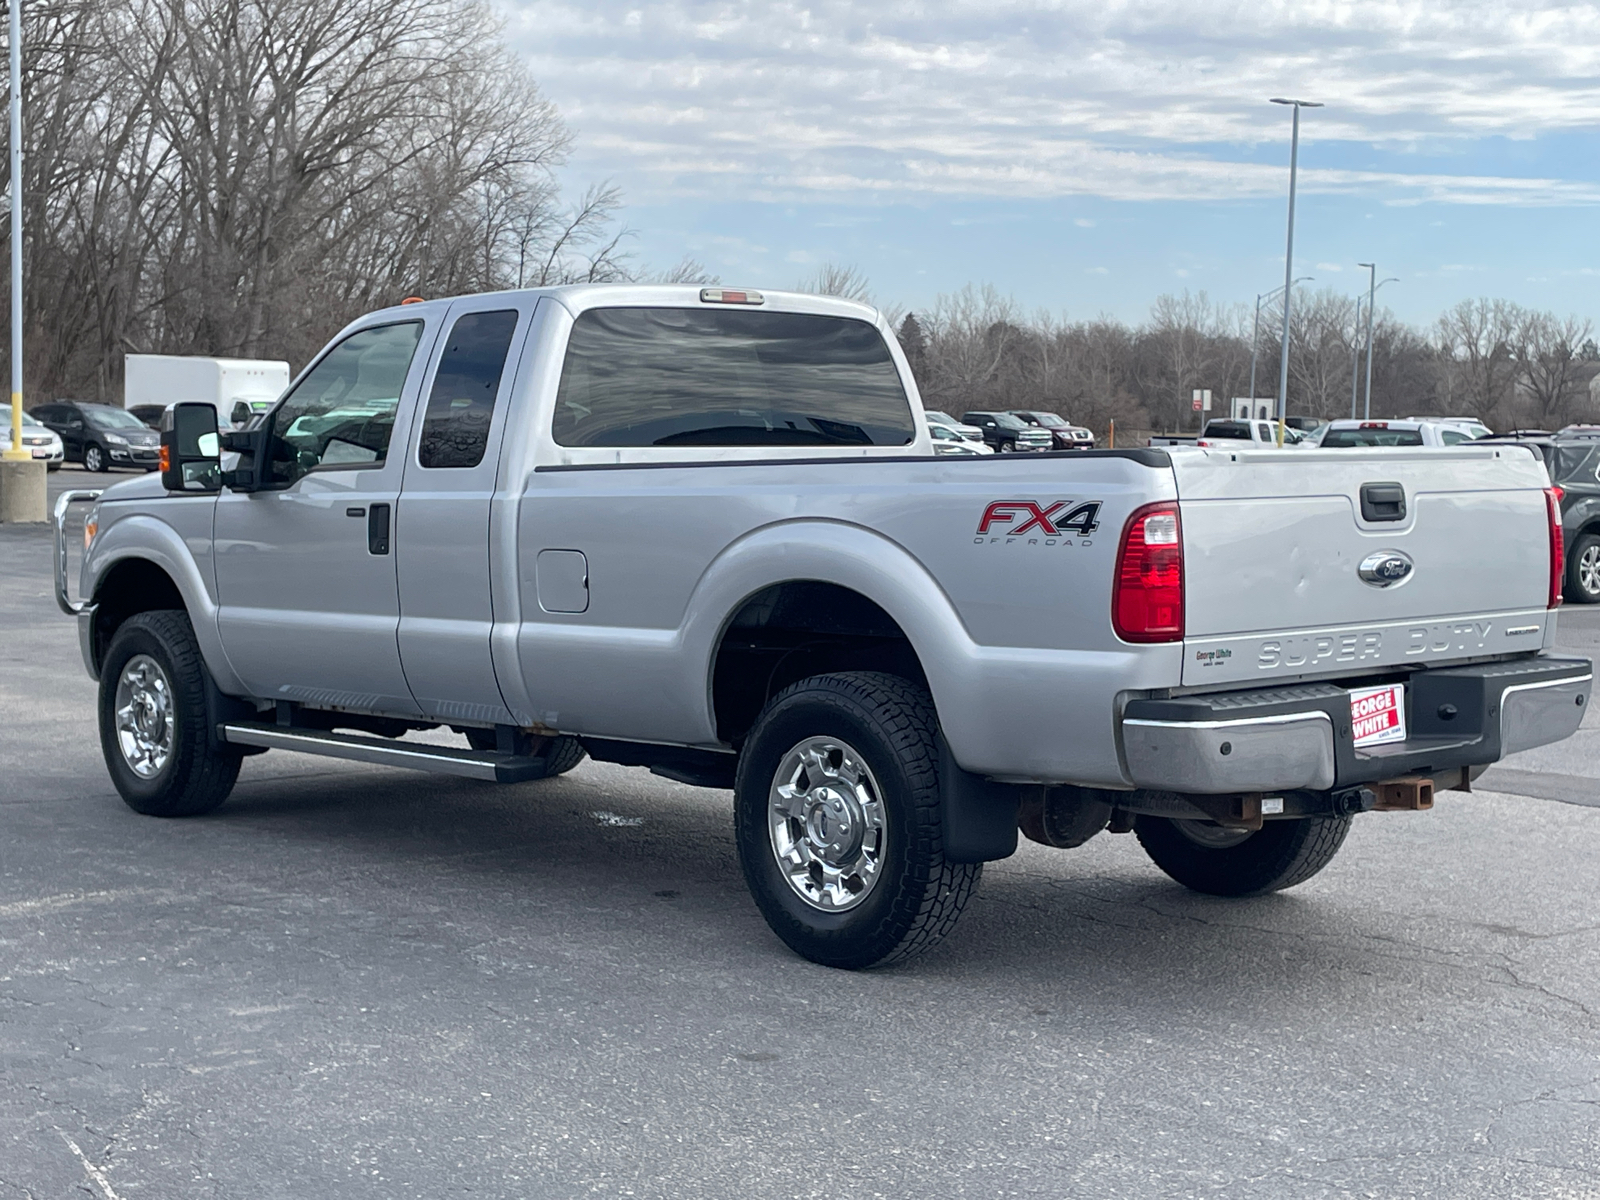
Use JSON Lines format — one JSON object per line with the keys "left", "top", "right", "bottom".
{"left": 55, "top": 284, "right": 1592, "bottom": 968}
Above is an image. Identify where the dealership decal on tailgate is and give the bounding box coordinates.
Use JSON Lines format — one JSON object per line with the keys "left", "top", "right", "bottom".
{"left": 1350, "top": 684, "right": 1407, "bottom": 747}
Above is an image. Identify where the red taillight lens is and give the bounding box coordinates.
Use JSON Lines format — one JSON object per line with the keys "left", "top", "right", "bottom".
{"left": 1113, "top": 502, "right": 1184, "bottom": 642}
{"left": 1546, "top": 486, "right": 1564, "bottom": 608}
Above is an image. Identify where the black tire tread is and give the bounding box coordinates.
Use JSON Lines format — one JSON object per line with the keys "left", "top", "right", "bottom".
{"left": 100, "top": 609, "right": 240, "bottom": 817}
{"left": 735, "top": 671, "right": 981, "bottom": 968}
{"left": 1135, "top": 813, "right": 1352, "bottom": 897}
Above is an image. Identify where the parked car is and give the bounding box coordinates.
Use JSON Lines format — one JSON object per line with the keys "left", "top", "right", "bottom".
{"left": 1405, "top": 416, "right": 1493, "bottom": 440}
{"left": 923, "top": 411, "right": 985, "bottom": 443}
{"left": 130, "top": 397, "right": 272, "bottom": 432}
{"left": 32, "top": 400, "right": 162, "bottom": 472}
{"left": 1283, "top": 416, "right": 1329, "bottom": 437}
{"left": 56, "top": 283, "right": 1590, "bottom": 970}
{"left": 1557, "top": 424, "right": 1600, "bottom": 441}
{"left": 1009, "top": 410, "right": 1095, "bottom": 449}
{"left": 1494, "top": 436, "right": 1600, "bottom": 605}
{"left": 928, "top": 421, "right": 993, "bottom": 455}
{"left": 959, "top": 410, "right": 1053, "bottom": 452}
{"left": 1196, "top": 419, "right": 1310, "bottom": 448}
{"left": 1316, "top": 419, "right": 1482, "bottom": 448}
{"left": 0, "top": 403, "right": 64, "bottom": 470}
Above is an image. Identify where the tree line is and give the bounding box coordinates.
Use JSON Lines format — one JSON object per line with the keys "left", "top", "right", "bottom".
{"left": 886, "top": 284, "right": 1599, "bottom": 436}
{"left": 2, "top": 0, "right": 707, "bottom": 404}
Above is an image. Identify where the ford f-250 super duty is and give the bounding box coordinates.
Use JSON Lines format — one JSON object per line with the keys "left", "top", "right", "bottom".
{"left": 54, "top": 284, "right": 1592, "bottom": 968}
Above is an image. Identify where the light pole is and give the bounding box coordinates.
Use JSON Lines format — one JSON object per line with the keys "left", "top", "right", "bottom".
{"left": 2, "top": 0, "right": 23, "bottom": 467}
{"left": 1349, "top": 297, "right": 1363, "bottom": 419}
{"left": 1270, "top": 97, "right": 1322, "bottom": 444}
{"left": 1356, "top": 261, "right": 1398, "bottom": 419}
{"left": 1250, "top": 275, "right": 1313, "bottom": 417}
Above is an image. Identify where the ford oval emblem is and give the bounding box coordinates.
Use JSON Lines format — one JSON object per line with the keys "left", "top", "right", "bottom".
{"left": 1358, "top": 550, "right": 1414, "bottom": 588}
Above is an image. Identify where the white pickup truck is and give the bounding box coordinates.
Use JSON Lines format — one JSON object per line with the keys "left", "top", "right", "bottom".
{"left": 55, "top": 284, "right": 1591, "bottom": 968}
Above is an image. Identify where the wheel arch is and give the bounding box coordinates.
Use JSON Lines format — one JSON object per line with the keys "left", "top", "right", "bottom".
{"left": 684, "top": 520, "right": 977, "bottom": 748}
{"left": 85, "top": 514, "right": 246, "bottom": 693}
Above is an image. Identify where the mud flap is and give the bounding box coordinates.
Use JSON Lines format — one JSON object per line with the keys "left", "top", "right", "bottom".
{"left": 938, "top": 735, "right": 1020, "bottom": 863}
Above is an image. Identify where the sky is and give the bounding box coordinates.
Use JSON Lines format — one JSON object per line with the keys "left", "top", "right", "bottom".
{"left": 497, "top": 0, "right": 1600, "bottom": 327}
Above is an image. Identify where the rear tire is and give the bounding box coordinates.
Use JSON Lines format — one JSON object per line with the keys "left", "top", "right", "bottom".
{"left": 1567, "top": 532, "right": 1600, "bottom": 604}
{"left": 734, "top": 671, "right": 981, "bottom": 969}
{"left": 1135, "top": 814, "right": 1352, "bottom": 897}
{"left": 463, "top": 728, "right": 587, "bottom": 778}
{"left": 99, "top": 610, "right": 241, "bottom": 817}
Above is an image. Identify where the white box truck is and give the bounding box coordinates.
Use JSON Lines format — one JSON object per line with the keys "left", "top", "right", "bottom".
{"left": 124, "top": 355, "right": 290, "bottom": 428}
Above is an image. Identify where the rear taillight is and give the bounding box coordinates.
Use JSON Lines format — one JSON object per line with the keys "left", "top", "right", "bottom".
{"left": 1113, "top": 502, "right": 1184, "bottom": 642}
{"left": 1546, "top": 486, "right": 1564, "bottom": 608}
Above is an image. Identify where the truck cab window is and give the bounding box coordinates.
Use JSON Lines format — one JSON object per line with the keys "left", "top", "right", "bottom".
{"left": 268, "top": 321, "right": 423, "bottom": 485}
{"left": 418, "top": 310, "right": 518, "bottom": 468}
{"left": 553, "top": 307, "right": 914, "bottom": 447}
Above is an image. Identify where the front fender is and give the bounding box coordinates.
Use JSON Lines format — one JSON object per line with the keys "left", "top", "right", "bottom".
{"left": 85, "top": 508, "right": 247, "bottom": 695}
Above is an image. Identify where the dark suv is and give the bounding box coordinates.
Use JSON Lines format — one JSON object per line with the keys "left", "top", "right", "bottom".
{"left": 1489, "top": 436, "right": 1600, "bottom": 603}
{"left": 1008, "top": 410, "right": 1095, "bottom": 449}
{"left": 959, "top": 411, "right": 1053, "bottom": 453}
{"left": 32, "top": 400, "right": 162, "bottom": 472}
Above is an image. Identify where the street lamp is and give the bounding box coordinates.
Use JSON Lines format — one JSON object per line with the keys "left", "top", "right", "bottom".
{"left": 1356, "top": 262, "right": 1398, "bottom": 419}
{"left": 1, "top": 0, "right": 23, "bottom": 467}
{"left": 1349, "top": 297, "right": 1363, "bottom": 419}
{"left": 1270, "top": 97, "right": 1323, "bottom": 443}
{"left": 1250, "top": 276, "right": 1313, "bottom": 415}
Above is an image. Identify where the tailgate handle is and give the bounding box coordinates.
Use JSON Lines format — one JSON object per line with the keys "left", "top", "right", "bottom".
{"left": 1360, "top": 481, "right": 1406, "bottom": 522}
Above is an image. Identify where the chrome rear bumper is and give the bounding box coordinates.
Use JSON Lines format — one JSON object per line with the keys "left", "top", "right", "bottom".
{"left": 1120, "top": 656, "right": 1591, "bottom": 794}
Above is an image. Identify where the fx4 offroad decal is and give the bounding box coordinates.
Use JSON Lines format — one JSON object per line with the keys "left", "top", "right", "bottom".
{"left": 976, "top": 500, "right": 1103, "bottom": 539}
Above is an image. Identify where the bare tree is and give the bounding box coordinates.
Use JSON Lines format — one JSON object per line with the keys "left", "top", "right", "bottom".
{"left": 797, "top": 262, "right": 872, "bottom": 303}
{"left": 2, "top": 0, "right": 635, "bottom": 399}
{"left": 1435, "top": 298, "right": 1521, "bottom": 422}
{"left": 1513, "top": 311, "right": 1595, "bottom": 425}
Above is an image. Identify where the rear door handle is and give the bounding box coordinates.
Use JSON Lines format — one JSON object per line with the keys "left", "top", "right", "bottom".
{"left": 368, "top": 503, "right": 390, "bottom": 554}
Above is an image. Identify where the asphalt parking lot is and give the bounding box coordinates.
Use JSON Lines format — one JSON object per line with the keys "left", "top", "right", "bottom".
{"left": 4, "top": 465, "right": 1600, "bottom": 1199}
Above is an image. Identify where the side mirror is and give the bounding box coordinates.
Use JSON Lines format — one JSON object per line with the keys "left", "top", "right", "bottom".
{"left": 160, "top": 402, "right": 221, "bottom": 492}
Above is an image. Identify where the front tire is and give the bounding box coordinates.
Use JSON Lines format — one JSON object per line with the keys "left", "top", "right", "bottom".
{"left": 99, "top": 610, "right": 241, "bottom": 817}
{"left": 82, "top": 443, "right": 105, "bottom": 473}
{"left": 1135, "top": 814, "right": 1352, "bottom": 897}
{"left": 1567, "top": 532, "right": 1600, "bottom": 604}
{"left": 734, "top": 672, "right": 981, "bottom": 969}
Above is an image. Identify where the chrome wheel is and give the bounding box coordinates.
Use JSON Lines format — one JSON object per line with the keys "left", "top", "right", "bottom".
{"left": 83, "top": 445, "right": 103, "bottom": 473}
{"left": 114, "top": 654, "right": 175, "bottom": 779}
{"left": 1580, "top": 544, "right": 1600, "bottom": 598}
{"left": 1172, "top": 819, "right": 1254, "bottom": 850}
{"left": 767, "top": 736, "right": 887, "bottom": 912}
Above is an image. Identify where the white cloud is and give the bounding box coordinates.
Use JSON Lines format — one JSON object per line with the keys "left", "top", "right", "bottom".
{"left": 500, "top": 0, "right": 1600, "bottom": 206}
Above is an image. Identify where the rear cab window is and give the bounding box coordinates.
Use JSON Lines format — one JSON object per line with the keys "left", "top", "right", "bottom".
{"left": 1202, "top": 421, "right": 1251, "bottom": 441}
{"left": 1321, "top": 426, "right": 1425, "bottom": 448}
{"left": 553, "top": 308, "right": 913, "bottom": 448}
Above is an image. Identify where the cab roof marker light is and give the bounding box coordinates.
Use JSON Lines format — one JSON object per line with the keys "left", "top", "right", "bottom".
{"left": 700, "top": 288, "right": 764, "bottom": 306}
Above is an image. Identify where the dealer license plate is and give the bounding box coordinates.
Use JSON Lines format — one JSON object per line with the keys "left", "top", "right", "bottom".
{"left": 1350, "top": 683, "right": 1406, "bottom": 747}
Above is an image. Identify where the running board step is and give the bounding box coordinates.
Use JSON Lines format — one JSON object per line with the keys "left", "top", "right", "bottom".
{"left": 219, "top": 722, "right": 553, "bottom": 783}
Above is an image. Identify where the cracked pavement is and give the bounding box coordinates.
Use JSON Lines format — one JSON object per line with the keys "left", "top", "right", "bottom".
{"left": 4, "top": 468, "right": 1600, "bottom": 1198}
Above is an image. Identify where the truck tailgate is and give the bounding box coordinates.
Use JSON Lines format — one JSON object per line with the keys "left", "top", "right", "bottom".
{"left": 1172, "top": 445, "right": 1553, "bottom": 687}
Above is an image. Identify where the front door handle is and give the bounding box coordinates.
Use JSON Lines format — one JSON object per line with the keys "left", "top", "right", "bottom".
{"left": 368, "top": 503, "right": 390, "bottom": 555}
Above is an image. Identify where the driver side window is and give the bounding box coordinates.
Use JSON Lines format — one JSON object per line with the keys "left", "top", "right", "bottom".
{"left": 268, "top": 321, "right": 424, "bottom": 485}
